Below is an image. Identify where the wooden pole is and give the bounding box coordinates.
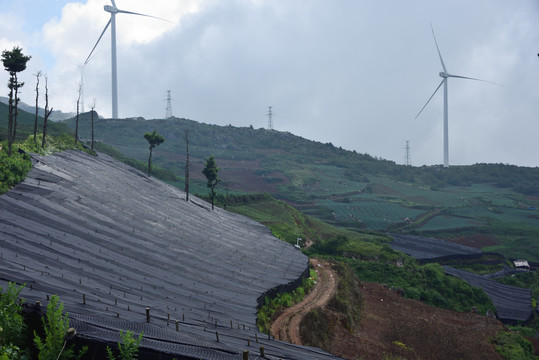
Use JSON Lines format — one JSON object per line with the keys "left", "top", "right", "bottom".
{"left": 146, "top": 307, "right": 150, "bottom": 323}
{"left": 243, "top": 350, "right": 249, "bottom": 360}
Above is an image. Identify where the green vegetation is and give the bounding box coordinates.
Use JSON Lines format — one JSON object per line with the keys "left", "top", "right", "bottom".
{"left": 202, "top": 155, "right": 220, "bottom": 210}
{"left": 257, "top": 269, "right": 316, "bottom": 333}
{"left": 352, "top": 261, "right": 493, "bottom": 314}
{"left": 492, "top": 331, "right": 538, "bottom": 360}
{"left": 2, "top": 46, "right": 31, "bottom": 157}
{"left": 0, "top": 141, "right": 32, "bottom": 193}
{"left": 143, "top": 129, "right": 165, "bottom": 177}
{"left": 0, "top": 283, "right": 26, "bottom": 359}
{"left": 106, "top": 330, "right": 143, "bottom": 360}
{"left": 0, "top": 285, "right": 88, "bottom": 360}
{"left": 34, "top": 295, "right": 87, "bottom": 360}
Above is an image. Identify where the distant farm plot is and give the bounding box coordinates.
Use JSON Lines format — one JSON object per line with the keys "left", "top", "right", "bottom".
{"left": 419, "top": 215, "right": 485, "bottom": 231}
{"left": 322, "top": 199, "right": 426, "bottom": 230}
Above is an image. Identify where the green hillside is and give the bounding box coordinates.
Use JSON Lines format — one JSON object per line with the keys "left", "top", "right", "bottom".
{"left": 0, "top": 102, "right": 72, "bottom": 140}
{"left": 56, "top": 114, "right": 539, "bottom": 261}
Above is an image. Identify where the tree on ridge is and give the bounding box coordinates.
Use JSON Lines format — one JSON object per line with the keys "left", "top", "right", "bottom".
{"left": 202, "top": 155, "right": 220, "bottom": 210}
{"left": 144, "top": 129, "right": 165, "bottom": 177}
{"left": 1, "top": 46, "right": 31, "bottom": 156}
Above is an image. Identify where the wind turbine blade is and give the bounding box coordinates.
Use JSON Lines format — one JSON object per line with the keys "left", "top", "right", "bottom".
{"left": 110, "top": 0, "right": 117, "bottom": 8}
{"left": 448, "top": 74, "right": 498, "bottom": 85}
{"left": 415, "top": 80, "right": 444, "bottom": 119}
{"left": 84, "top": 18, "right": 112, "bottom": 65}
{"left": 430, "top": 23, "right": 447, "bottom": 73}
{"left": 116, "top": 9, "right": 174, "bottom": 23}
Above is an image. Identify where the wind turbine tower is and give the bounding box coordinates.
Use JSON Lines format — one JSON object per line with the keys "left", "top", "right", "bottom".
{"left": 84, "top": 0, "right": 170, "bottom": 119}
{"left": 415, "top": 25, "right": 493, "bottom": 168}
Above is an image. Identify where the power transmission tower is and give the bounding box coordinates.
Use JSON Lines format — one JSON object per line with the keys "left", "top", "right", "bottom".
{"left": 267, "top": 106, "right": 274, "bottom": 130}
{"left": 165, "top": 90, "right": 173, "bottom": 119}
{"left": 404, "top": 140, "right": 412, "bottom": 166}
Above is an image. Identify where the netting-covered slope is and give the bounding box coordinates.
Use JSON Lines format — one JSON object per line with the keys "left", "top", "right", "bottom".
{"left": 390, "top": 234, "right": 482, "bottom": 260}
{"left": 444, "top": 267, "right": 532, "bottom": 322}
{"left": 0, "top": 150, "right": 339, "bottom": 359}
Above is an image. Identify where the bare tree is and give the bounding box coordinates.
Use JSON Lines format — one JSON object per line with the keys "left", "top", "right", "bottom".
{"left": 75, "top": 82, "right": 81, "bottom": 145}
{"left": 33, "top": 71, "right": 42, "bottom": 142}
{"left": 90, "top": 98, "right": 96, "bottom": 151}
{"left": 42, "top": 76, "right": 53, "bottom": 149}
{"left": 183, "top": 128, "right": 190, "bottom": 201}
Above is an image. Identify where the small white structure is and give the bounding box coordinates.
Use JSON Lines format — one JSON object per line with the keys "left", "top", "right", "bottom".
{"left": 295, "top": 237, "right": 302, "bottom": 250}
{"left": 514, "top": 260, "right": 530, "bottom": 271}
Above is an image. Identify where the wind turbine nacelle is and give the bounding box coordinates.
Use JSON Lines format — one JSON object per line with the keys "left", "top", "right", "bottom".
{"left": 439, "top": 71, "right": 449, "bottom": 78}
{"left": 104, "top": 5, "right": 118, "bottom": 13}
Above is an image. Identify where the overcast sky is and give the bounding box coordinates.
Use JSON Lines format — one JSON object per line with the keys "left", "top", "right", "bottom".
{"left": 1, "top": 0, "right": 538, "bottom": 167}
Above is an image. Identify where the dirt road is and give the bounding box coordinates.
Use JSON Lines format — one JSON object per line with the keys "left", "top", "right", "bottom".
{"left": 271, "top": 259, "right": 338, "bottom": 345}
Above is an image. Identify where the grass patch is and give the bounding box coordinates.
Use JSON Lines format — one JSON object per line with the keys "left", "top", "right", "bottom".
{"left": 257, "top": 269, "right": 316, "bottom": 333}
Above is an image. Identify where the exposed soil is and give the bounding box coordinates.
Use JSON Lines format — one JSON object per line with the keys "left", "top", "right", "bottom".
{"left": 272, "top": 259, "right": 508, "bottom": 360}
{"left": 330, "top": 282, "right": 506, "bottom": 360}
{"left": 271, "top": 259, "right": 338, "bottom": 344}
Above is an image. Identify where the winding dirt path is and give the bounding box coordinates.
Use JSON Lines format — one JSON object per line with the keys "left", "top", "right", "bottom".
{"left": 270, "top": 259, "right": 338, "bottom": 345}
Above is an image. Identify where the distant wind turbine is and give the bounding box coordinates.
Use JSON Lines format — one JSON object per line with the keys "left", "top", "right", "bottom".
{"left": 84, "top": 0, "right": 171, "bottom": 119}
{"left": 415, "top": 25, "right": 494, "bottom": 168}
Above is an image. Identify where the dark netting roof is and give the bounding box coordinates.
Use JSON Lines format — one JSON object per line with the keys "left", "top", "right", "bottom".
{"left": 0, "top": 150, "right": 339, "bottom": 359}
{"left": 443, "top": 267, "right": 532, "bottom": 322}
{"left": 389, "top": 234, "right": 531, "bottom": 322}
{"left": 389, "top": 234, "right": 482, "bottom": 260}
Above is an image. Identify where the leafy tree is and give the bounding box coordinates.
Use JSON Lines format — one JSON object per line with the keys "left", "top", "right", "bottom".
{"left": 34, "top": 295, "right": 87, "bottom": 360}
{"left": 1, "top": 46, "right": 31, "bottom": 156}
{"left": 202, "top": 155, "right": 221, "bottom": 210}
{"left": 143, "top": 130, "right": 165, "bottom": 176}
{"left": 106, "top": 330, "right": 143, "bottom": 360}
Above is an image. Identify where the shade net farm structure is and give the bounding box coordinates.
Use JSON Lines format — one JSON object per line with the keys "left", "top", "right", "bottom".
{"left": 444, "top": 267, "right": 532, "bottom": 323}
{"left": 0, "top": 150, "right": 339, "bottom": 360}
{"left": 389, "top": 234, "right": 482, "bottom": 261}
{"left": 389, "top": 234, "right": 532, "bottom": 323}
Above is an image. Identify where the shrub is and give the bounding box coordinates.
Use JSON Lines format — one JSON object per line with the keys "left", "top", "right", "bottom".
{"left": 0, "top": 283, "right": 26, "bottom": 350}
{"left": 107, "top": 330, "right": 143, "bottom": 360}
{"left": 492, "top": 331, "right": 538, "bottom": 360}
{"left": 33, "top": 295, "right": 86, "bottom": 360}
{"left": 0, "top": 144, "right": 32, "bottom": 194}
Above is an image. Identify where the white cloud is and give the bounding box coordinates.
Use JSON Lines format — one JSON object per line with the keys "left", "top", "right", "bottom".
{"left": 1, "top": 0, "right": 538, "bottom": 166}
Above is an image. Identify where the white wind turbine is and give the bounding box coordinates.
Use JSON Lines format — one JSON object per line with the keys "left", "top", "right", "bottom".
{"left": 84, "top": 0, "right": 170, "bottom": 119}
{"left": 415, "top": 25, "right": 494, "bottom": 168}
